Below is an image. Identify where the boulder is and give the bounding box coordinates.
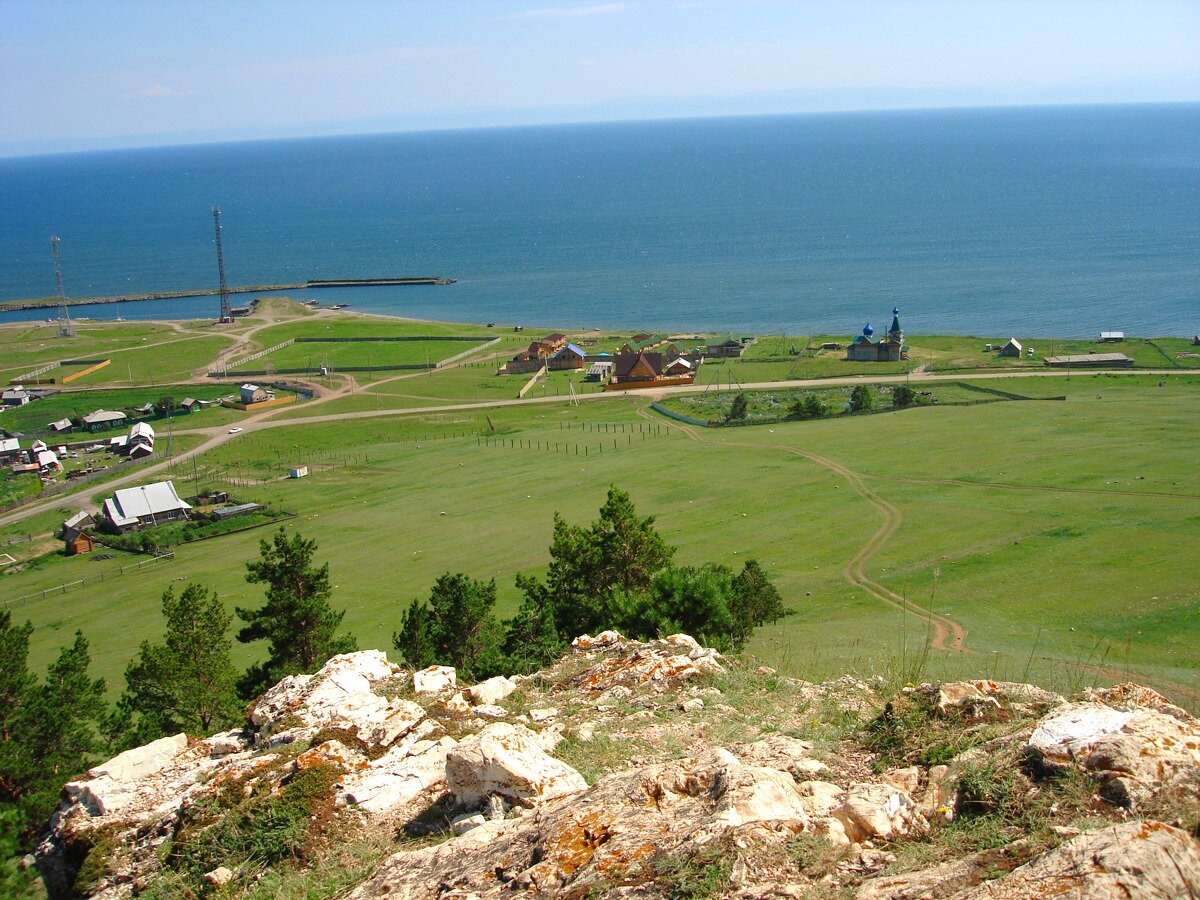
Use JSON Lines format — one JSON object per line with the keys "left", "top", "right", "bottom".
{"left": 446, "top": 722, "right": 588, "bottom": 808}
{"left": 835, "top": 782, "right": 926, "bottom": 842}
{"left": 706, "top": 750, "right": 813, "bottom": 828}
{"left": 969, "top": 820, "right": 1200, "bottom": 898}
{"left": 467, "top": 676, "right": 517, "bottom": 706}
{"left": 1028, "top": 701, "right": 1200, "bottom": 807}
{"left": 471, "top": 704, "right": 509, "bottom": 719}
{"left": 529, "top": 707, "right": 559, "bottom": 724}
{"left": 413, "top": 665, "right": 456, "bottom": 695}
{"left": 340, "top": 736, "right": 457, "bottom": 814}
{"left": 63, "top": 733, "right": 188, "bottom": 816}
{"left": 443, "top": 692, "right": 471, "bottom": 715}
{"left": 571, "top": 630, "right": 627, "bottom": 652}
{"left": 202, "top": 729, "right": 248, "bottom": 757}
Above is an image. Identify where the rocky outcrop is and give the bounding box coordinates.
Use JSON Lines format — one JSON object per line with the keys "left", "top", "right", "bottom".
{"left": 34, "top": 638, "right": 1200, "bottom": 899}
{"left": 969, "top": 820, "right": 1200, "bottom": 898}
{"left": 1026, "top": 690, "right": 1200, "bottom": 808}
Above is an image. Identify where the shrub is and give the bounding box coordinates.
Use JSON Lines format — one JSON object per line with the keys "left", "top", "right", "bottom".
{"left": 848, "top": 384, "right": 875, "bottom": 413}
{"left": 790, "top": 394, "right": 827, "bottom": 420}
{"left": 892, "top": 384, "right": 916, "bottom": 409}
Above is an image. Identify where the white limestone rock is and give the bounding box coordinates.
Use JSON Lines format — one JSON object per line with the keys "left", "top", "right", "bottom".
{"left": 468, "top": 676, "right": 517, "bottom": 706}
{"left": 64, "top": 733, "right": 188, "bottom": 816}
{"left": 446, "top": 722, "right": 588, "bottom": 808}
{"left": 413, "top": 665, "right": 456, "bottom": 695}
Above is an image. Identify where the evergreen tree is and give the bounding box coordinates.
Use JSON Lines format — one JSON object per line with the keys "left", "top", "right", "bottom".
{"left": 623, "top": 564, "right": 739, "bottom": 652}
{"left": 730, "top": 559, "right": 788, "bottom": 648}
{"left": 237, "top": 527, "right": 356, "bottom": 697}
{"left": 849, "top": 384, "right": 875, "bottom": 413}
{"left": 535, "top": 486, "right": 675, "bottom": 638}
{"left": 728, "top": 392, "right": 749, "bottom": 421}
{"left": 892, "top": 384, "right": 916, "bottom": 409}
{"left": 113, "top": 583, "right": 240, "bottom": 748}
{"left": 393, "top": 573, "right": 504, "bottom": 680}
{"left": 501, "top": 576, "right": 564, "bottom": 673}
{"left": 1, "top": 631, "right": 106, "bottom": 832}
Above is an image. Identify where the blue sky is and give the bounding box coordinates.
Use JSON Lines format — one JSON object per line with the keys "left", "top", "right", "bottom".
{"left": 2, "top": 0, "right": 1198, "bottom": 155}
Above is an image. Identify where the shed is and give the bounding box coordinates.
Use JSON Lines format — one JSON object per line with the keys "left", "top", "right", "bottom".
{"left": 1043, "top": 353, "right": 1133, "bottom": 368}
{"left": 2, "top": 387, "right": 30, "bottom": 407}
{"left": 1100, "top": 331, "right": 1125, "bottom": 342}
{"left": 0, "top": 437, "right": 21, "bottom": 461}
{"left": 998, "top": 338, "right": 1023, "bottom": 358}
{"left": 36, "top": 449, "right": 61, "bottom": 471}
{"left": 178, "top": 397, "right": 200, "bottom": 412}
{"left": 289, "top": 466, "right": 309, "bottom": 478}
{"left": 211, "top": 502, "right": 262, "bottom": 521}
{"left": 585, "top": 361, "right": 613, "bottom": 381}
{"left": 48, "top": 418, "right": 73, "bottom": 432}
{"left": 64, "top": 531, "right": 95, "bottom": 556}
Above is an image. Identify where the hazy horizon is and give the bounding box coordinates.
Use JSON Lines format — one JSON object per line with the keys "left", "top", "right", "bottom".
{"left": 3, "top": 0, "right": 1197, "bottom": 158}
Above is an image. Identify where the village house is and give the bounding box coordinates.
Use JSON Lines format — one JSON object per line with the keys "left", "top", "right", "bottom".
{"left": 998, "top": 338, "right": 1023, "bottom": 358}
{"left": 178, "top": 397, "right": 201, "bottom": 413}
{"left": 62, "top": 511, "right": 95, "bottom": 556}
{"left": 846, "top": 308, "right": 908, "bottom": 362}
{"left": 551, "top": 343, "right": 588, "bottom": 369}
{"left": 620, "top": 333, "right": 673, "bottom": 355}
{"left": 82, "top": 409, "right": 127, "bottom": 431}
{"left": 102, "top": 480, "right": 192, "bottom": 533}
{"left": 36, "top": 449, "right": 62, "bottom": 473}
{"left": 240, "top": 383, "right": 274, "bottom": 404}
{"left": 0, "top": 437, "right": 21, "bottom": 463}
{"left": 127, "top": 421, "right": 155, "bottom": 459}
{"left": 705, "top": 333, "right": 755, "bottom": 358}
{"left": 606, "top": 351, "right": 698, "bottom": 389}
{"left": 2, "top": 386, "right": 31, "bottom": 407}
{"left": 664, "top": 357, "right": 695, "bottom": 376}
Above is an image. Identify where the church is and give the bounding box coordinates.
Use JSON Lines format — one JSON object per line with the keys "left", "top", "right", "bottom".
{"left": 846, "top": 308, "right": 908, "bottom": 362}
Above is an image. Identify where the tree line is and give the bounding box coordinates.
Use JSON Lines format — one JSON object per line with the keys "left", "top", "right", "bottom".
{"left": 0, "top": 487, "right": 785, "bottom": 871}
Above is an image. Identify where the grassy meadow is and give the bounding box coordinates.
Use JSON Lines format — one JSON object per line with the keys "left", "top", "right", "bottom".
{"left": 2, "top": 371, "right": 1196, "bottom": 711}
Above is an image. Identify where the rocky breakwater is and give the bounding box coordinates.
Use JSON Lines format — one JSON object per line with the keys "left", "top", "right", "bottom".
{"left": 34, "top": 634, "right": 1200, "bottom": 899}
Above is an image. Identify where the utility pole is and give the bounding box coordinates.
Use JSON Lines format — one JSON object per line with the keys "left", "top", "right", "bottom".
{"left": 212, "top": 207, "right": 234, "bottom": 324}
{"left": 51, "top": 236, "right": 74, "bottom": 337}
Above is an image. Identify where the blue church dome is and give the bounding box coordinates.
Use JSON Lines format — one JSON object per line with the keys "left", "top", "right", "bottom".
{"left": 863, "top": 323, "right": 874, "bottom": 336}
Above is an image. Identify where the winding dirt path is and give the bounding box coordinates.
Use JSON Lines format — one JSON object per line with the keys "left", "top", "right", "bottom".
{"left": 632, "top": 407, "right": 966, "bottom": 650}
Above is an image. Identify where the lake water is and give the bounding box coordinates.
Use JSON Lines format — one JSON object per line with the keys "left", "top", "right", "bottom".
{"left": 1, "top": 104, "right": 1197, "bottom": 337}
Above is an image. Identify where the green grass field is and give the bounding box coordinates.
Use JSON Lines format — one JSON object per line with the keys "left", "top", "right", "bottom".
{"left": 2, "top": 372, "right": 1195, "bottom": 712}
{"left": 0, "top": 320, "right": 235, "bottom": 386}
{"left": 231, "top": 338, "right": 494, "bottom": 373}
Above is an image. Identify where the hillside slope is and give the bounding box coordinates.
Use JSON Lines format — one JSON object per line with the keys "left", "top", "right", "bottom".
{"left": 36, "top": 633, "right": 1200, "bottom": 898}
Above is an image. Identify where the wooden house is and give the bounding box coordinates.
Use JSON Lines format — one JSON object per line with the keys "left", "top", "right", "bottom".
{"left": 535, "top": 333, "right": 568, "bottom": 356}
{"left": 998, "top": 338, "right": 1023, "bottom": 358}
{"left": 551, "top": 343, "right": 588, "bottom": 369}
{"left": 102, "top": 480, "right": 192, "bottom": 532}
{"left": 82, "top": 409, "right": 127, "bottom": 431}
{"left": 240, "top": 384, "right": 273, "bottom": 404}
{"left": 612, "top": 352, "right": 664, "bottom": 384}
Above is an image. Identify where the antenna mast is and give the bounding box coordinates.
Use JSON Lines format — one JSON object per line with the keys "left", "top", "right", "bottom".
{"left": 51, "top": 236, "right": 74, "bottom": 337}
{"left": 212, "top": 206, "right": 234, "bottom": 323}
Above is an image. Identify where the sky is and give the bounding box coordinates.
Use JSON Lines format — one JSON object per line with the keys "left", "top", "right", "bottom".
{"left": 1, "top": 0, "right": 1198, "bottom": 156}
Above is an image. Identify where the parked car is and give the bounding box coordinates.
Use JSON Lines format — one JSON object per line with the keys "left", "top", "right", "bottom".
{"left": 228, "top": 427, "right": 243, "bottom": 434}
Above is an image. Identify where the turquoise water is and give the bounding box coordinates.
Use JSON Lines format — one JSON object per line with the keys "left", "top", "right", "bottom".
{"left": 1, "top": 104, "right": 1197, "bottom": 336}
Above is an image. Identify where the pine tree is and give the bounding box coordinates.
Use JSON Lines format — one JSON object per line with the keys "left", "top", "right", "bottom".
{"left": 237, "top": 527, "right": 356, "bottom": 697}
{"left": 3, "top": 631, "right": 106, "bottom": 831}
{"left": 728, "top": 392, "right": 749, "bottom": 421}
{"left": 113, "top": 583, "right": 240, "bottom": 748}
{"left": 502, "top": 576, "right": 564, "bottom": 674}
{"left": 393, "top": 573, "right": 504, "bottom": 680}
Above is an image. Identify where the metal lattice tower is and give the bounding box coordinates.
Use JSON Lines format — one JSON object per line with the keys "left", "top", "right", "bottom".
{"left": 51, "top": 236, "right": 75, "bottom": 337}
{"left": 212, "top": 206, "right": 234, "bottom": 323}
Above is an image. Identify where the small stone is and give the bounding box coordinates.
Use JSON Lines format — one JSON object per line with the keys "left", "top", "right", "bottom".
{"left": 451, "top": 813, "right": 487, "bottom": 835}
{"left": 680, "top": 698, "right": 705, "bottom": 712}
{"left": 204, "top": 866, "right": 234, "bottom": 886}
{"left": 529, "top": 707, "right": 559, "bottom": 724}
{"left": 575, "top": 722, "right": 596, "bottom": 741}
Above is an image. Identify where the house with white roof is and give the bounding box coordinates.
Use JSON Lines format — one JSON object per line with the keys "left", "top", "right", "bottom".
{"left": 102, "top": 480, "right": 192, "bottom": 533}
